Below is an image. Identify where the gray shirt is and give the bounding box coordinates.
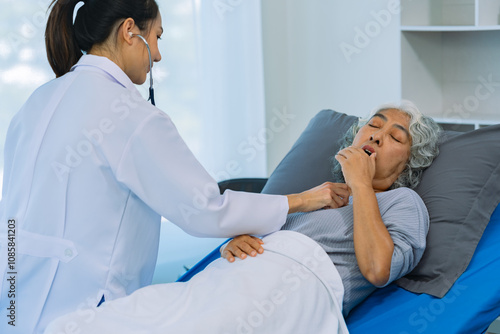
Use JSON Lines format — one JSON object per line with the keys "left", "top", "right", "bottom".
{"left": 281, "top": 187, "right": 429, "bottom": 315}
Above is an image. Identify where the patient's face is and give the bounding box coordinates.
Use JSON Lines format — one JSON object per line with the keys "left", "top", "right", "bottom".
{"left": 352, "top": 108, "right": 411, "bottom": 191}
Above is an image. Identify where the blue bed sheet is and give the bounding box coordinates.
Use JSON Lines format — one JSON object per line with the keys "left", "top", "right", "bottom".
{"left": 347, "top": 203, "right": 500, "bottom": 333}
{"left": 178, "top": 204, "right": 500, "bottom": 333}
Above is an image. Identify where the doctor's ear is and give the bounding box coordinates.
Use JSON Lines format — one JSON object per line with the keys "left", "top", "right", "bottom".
{"left": 119, "top": 17, "right": 137, "bottom": 44}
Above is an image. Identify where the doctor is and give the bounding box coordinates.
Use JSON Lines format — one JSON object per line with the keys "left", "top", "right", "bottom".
{"left": 0, "top": 0, "right": 344, "bottom": 333}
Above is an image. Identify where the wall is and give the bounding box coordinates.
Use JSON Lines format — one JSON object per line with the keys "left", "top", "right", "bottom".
{"left": 261, "top": 0, "right": 402, "bottom": 174}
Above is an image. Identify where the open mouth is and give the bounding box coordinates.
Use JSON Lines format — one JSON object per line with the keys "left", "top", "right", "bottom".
{"left": 362, "top": 145, "right": 374, "bottom": 156}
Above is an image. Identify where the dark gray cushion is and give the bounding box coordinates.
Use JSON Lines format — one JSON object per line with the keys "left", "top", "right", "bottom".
{"left": 396, "top": 124, "right": 500, "bottom": 297}
{"left": 263, "top": 109, "right": 500, "bottom": 298}
{"left": 262, "top": 109, "right": 358, "bottom": 195}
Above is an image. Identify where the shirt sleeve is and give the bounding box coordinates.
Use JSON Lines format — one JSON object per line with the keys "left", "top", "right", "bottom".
{"left": 113, "top": 111, "right": 289, "bottom": 238}
{"left": 376, "top": 188, "right": 429, "bottom": 288}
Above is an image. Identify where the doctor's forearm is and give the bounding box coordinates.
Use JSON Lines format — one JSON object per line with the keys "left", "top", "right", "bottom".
{"left": 286, "top": 193, "right": 304, "bottom": 213}
{"left": 286, "top": 182, "right": 344, "bottom": 213}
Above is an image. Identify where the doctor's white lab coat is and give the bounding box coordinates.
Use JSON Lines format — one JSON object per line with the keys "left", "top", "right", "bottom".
{"left": 0, "top": 55, "right": 288, "bottom": 334}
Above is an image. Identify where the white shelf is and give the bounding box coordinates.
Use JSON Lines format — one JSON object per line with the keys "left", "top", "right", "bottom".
{"left": 434, "top": 117, "right": 498, "bottom": 132}
{"left": 401, "top": 0, "right": 500, "bottom": 26}
{"left": 401, "top": 0, "right": 476, "bottom": 26}
{"left": 434, "top": 117, "right": 498, "bottom": 125}
{"left": 400, "top": 0, "right": 500, "bottom": 124}
{"left": 401, "top": 25, "right": 500, "bottom": 32}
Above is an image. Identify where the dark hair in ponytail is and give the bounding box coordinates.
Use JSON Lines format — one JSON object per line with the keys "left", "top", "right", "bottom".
{"left": 45, "top": 0, "right": 159, "bottom": 77}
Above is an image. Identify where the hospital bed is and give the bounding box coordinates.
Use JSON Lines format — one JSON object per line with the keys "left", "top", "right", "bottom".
{"left": 178, "top": 110, "right": 500, "bottom": 333}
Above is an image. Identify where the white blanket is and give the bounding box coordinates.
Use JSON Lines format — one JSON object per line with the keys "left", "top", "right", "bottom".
{"left": 45, "top": 231, "right": 349, "bottom": 334}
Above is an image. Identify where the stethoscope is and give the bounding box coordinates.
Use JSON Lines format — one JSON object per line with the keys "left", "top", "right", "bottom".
{"left": 129, "top": 32, "right": 155, "bottom": 106}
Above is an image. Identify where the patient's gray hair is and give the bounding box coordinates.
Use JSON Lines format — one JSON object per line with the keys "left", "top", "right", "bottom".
{"left": 332, "top": 100, "right": 441, "bottom": 190}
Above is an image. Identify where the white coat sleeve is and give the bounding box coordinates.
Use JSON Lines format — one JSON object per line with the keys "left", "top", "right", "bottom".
{"left": 113, "top": 112, "right": 289, "bottom": 238}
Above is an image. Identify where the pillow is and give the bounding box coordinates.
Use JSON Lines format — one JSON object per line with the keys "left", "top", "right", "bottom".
{"left": 262, "top": 110, "right": 358, "bottom": 195}
{"left": 396, "top": 123, "right": 500, "bottom": 297}
{"left": 263, "top": 109, "right": 500, "bottom": 298}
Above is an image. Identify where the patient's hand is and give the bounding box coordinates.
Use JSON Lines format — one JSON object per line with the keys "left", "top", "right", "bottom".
{"left": 221, "top": 235, "right": 264, "bottom": 263}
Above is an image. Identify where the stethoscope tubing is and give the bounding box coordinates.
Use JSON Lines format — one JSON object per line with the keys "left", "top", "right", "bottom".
{"left": 132, "top": 34, "right": 155, "bottom": 106}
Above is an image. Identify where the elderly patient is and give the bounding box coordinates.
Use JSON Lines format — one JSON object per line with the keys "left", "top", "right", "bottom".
{"left": 222, "top": 101, "right": 441, "bottom": 315}
{"left": 45, "top": 101, "right": 441, "bottom": 333}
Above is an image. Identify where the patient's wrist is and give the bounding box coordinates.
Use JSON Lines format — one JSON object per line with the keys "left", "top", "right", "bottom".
{"left": 219, "top": 240, "right": 230, "bottom": 255}
{"left": 349, "top": 183, "right": 373, "bottom": 195}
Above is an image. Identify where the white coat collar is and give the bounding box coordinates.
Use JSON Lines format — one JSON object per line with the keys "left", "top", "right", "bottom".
{"left": 70, "top": 54, "right": 137, "bottom": 93}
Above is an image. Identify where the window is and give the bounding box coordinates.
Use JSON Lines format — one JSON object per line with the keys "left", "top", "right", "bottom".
{"left": 1, "top": 0, "right": 266, "bottom": 282}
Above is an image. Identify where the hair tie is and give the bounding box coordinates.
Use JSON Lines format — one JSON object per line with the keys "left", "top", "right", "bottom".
{"left": 73, "top": 1, "right": 85, "bottom": 25}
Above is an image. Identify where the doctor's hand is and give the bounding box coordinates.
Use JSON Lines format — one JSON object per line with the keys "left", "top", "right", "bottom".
{"left": 286, "top": 182, "right": 349, "bottom": 214}
{"left": 221, "top": 235, "right": 264, "bottom": 263}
